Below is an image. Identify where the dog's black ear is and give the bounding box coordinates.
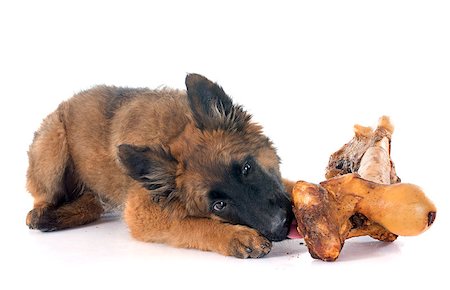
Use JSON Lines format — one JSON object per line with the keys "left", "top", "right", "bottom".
{"left": 185, "top": 73, "right": 250, "bottom": 131}
{"left": 118, "top": 144, "right": 178, "bottom": 204}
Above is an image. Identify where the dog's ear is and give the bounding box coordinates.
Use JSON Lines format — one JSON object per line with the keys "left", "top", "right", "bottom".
{"left": 185, "top": 73, "right": 250, "bottom": 131}
{"left": 118, "top": 144, "right": 178, "bottom": 204}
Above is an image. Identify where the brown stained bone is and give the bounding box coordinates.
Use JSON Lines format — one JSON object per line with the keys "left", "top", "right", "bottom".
{"left": 292, "top": 174, "right": 406, "bottom": 261}
{"left": 292, "top": 116, "right": 437, "bottom": 261}
{"left": 292, "top": 117, "right": 399, "bottom": 261}
{"left": 293, "top": 171, "right": 436, "bottom": 261}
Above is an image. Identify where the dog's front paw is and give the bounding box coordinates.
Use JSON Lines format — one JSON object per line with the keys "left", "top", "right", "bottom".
{"left": 228, "top": 226, "right": 272, "bottom": 258}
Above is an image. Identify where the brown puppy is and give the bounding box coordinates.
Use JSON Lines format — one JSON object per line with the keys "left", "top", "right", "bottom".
{"left": 26, "top": 74, "right": 293, "bottom": 258}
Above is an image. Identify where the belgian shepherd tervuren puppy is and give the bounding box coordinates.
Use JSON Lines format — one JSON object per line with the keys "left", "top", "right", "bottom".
{"left": 26, "top": 74, "right": 293, "bottom": 258}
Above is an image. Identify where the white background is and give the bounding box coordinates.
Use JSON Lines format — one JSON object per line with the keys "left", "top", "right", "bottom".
{"left": 1, "top": 1, "right": 449, "bottom": 289}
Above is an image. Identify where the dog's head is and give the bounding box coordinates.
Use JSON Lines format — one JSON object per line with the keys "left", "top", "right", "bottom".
{"left": 118, "top": 74, "right": 292, "bottom": 241}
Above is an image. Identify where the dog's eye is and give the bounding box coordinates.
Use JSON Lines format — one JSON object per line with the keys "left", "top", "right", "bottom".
{"left": 213, "top": 201, "right": 227, "bottom": 211}
{"left": 242, "top": 162, "right": 251, "bottom": 176}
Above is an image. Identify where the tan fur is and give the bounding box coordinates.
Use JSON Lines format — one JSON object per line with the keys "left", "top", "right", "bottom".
{"left": 26, "top": 77, "right": 289, "bottom": 258}
{"left": 27, "top": 103, "right": 70, "bottom": 208}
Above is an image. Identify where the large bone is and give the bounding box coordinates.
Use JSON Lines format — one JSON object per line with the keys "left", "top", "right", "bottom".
{"left": 291, "top": 117, "right": 436, "bottom": 261}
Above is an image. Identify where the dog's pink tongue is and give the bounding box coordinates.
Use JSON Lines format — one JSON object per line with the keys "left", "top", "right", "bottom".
{"left": 287, "top": 220, "right": 303, "bottom": 239}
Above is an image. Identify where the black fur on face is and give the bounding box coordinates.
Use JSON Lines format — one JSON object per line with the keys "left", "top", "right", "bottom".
{"left": 207, "top": 156, "right": 293, "bottom": 242}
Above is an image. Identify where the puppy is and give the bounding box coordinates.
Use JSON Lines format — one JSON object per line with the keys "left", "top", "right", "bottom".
{"left": 26, "top": 74, "right": 293, "bottom": 258}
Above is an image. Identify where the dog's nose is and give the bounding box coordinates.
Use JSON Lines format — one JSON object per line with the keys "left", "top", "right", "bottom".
{"left": 270, "top": 215, "right": 286, "bottom": 232}
{"left": 267, "top": 213, "right": 289, "bottom": 240}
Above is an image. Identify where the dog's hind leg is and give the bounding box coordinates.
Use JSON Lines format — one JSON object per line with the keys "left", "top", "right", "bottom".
{"left": 26, "top": 104, "right": 103, "bottom": 231}
{"left": 26, "top": 190, "right": 104, "bottom": 231}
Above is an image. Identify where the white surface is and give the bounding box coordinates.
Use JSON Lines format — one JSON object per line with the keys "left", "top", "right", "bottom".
{"left": 1, "top": 1, "right": 449, "bottom": 289}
